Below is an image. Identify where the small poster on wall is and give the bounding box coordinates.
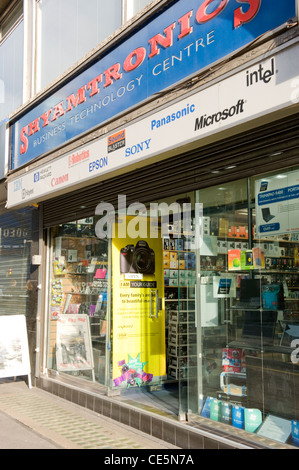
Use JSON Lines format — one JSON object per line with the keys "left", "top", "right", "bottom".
{"left": 0, "top": 315, "right": 31, "bottom": 386}
{"left": 255, "top": 169, "right": 299, "bottom": 237}
{"left": 56, "top": 314, "right": 94, "bottom": 378}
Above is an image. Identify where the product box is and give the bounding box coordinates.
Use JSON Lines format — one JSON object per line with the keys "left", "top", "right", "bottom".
{"left": 238, "top": 226, "right": 248, "bottom": 238}
{"left": 201, "top": 397, "right": 211, "bottom": 418}
{"left": 228, "top": 241, "right": 235, "bottom": 250}
{"left": 210, "top": 399, "right": 221, "bottom": 422}
{"left": 245, "top": 409, "right": 262, "bottom": 433}
{"left": 170, "top": 260, "right": 178, "bottom": 269}
{"left": 221, "top": 402, "right": 232, "bottom": 425}
{"left": 170, "top": 269, "right": 178, "bottom": 278}
{"left": 163, "top": 238, "right": 170, "bottom": 250}
{"left": 169, "top": 239, "right": 177, "bottom": 251}
{"left": 219, "top": 218, "right": 229, "bottom": 237}
{"left": 232, "top": 406, "right": 245, "bottom": 429}
{"left": 252, "top": 247, "right": 265, "bottom": 269}
{"left": 217, "top": 240, "right": 227, "bottom": 254}
{"left": 184, "top": 252, "right": 196, "bottom": 269}
{"left": 222, "top": 348, "right": 242, "bottom": 373}
{"left": 228, "top": 249, "right": 241, "bottom": 270}
{"left": 179, "top": 259, "right": 185, "bottom": 269}
{"left": 203, "top": 217, "right": 210, "bottom": 236}
{"left": 292, "top": 420, "right": 299, "bottom": 447}
{"left": 240, "top": 250, "right": 253, "bottom": 270}
{"left": 163, "top": 251, "right": 170, "bottom": 260}
{"left": 177, "top": 239, "right": 184, "bottom": 250}
{"left": 210, "top": 217, "right": 219, "bottom": 236}
{"left": 228, "top": 226, "right": 238, "bottom": 238}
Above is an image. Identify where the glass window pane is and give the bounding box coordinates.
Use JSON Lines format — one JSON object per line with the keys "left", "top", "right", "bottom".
{"left": 1, "top": 1, "right": 23, "bottom": 37}
{"left": 38, "top": 0, "right": 122, "bottom": 90}
{"left": 0, "top": 20, "right": 24, "bottom": 121}
{"left": 126, "top": 0, "right": 151, "bottom": 21}
{"left": 48, "top": 219, "right": 109, "bottom": 384}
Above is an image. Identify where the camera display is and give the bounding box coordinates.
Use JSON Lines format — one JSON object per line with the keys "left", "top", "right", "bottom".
{"left": 120, "top": 240, "right": 155, "bottom": 274}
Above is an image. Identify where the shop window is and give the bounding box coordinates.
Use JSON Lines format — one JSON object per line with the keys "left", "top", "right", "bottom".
{"left": 0, "top": 1, "right": 23, "bottom": 39}
{"left": 48, "top": 218, "right": 109, "bottom": 384}
{"left": 38, "top": 0, "right": 122, "bottom": 90}
{"left": 124, "top": 0, "right": 152, "bottom": 22}
{"left": 198, "top": 169, "right": 299, "bottom": 447}
{"left": 47, "top": 192, "right": 197, "bottom": 419}
{"left": 0, "top": 2, "right": 23, "bottom": 122}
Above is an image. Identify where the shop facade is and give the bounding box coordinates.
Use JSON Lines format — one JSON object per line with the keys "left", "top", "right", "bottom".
{"left": 5, "top": 0, "right": 299, "bottom": 449}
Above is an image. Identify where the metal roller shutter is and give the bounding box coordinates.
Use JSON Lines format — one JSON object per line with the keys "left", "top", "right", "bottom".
{"left": 43, "top": 113, "right": 299, "bottom": 227}
{"left": 0, "top": 208, "right": 34, "bottom": 315}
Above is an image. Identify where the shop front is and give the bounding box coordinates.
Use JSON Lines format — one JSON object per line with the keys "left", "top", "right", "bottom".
{"left": 5, "top": 0, "right": 299, "bottom": 448}
{"left": 32, "top": 151, "right": 299, "bottom": 447}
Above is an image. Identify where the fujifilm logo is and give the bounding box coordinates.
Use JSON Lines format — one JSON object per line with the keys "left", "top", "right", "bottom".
{"left": 246, "top": 58, "right": 275, "bottom": 87}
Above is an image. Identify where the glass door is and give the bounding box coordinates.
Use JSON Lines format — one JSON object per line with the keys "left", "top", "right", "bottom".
{"left": 110, "top": 210, "right": 166, "bottom": 393}
{"left": 108, "top": 193, "right": 198, "bottom": 419}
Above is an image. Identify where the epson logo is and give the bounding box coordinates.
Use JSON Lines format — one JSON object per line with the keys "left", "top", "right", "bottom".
{"left": 194, "top": 99, "right": 245, "bottom": 131}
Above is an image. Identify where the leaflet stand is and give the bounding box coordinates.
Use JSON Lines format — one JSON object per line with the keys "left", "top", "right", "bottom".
{"left": 0, "top": 315, "right": 32, "bottom": 388}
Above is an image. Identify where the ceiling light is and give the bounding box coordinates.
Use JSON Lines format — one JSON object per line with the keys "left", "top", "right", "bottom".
{"left": 269, "top": 151, "right": 283, "bottom": 157}
{"left": 275, "top": 174, "right": 287, "bottom": 179}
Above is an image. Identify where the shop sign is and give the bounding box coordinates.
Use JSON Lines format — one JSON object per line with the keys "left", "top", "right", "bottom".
{"left": 7, "top": 41, "right": 299, "bottom": 209}
{"left": 11, "top": 0, "right": 296, "bottom": 169}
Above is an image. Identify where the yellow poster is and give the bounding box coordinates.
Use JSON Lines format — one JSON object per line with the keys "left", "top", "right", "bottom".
{"left": 112, "top": 216, "right": 166, "bottom": 388}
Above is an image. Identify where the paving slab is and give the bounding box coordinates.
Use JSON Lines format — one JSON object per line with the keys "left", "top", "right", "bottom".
{"left": 0, "top": 380, "right": 179, "bottom": 450}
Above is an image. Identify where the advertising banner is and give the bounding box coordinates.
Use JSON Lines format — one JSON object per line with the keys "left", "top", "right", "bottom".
{"left": 0, "top": 315, "right": 31, "bottom": 382}
{"left": 112, "top": 217, "right": 166, "bottom": 388}
{"left": 55, "top": 314, "right": 94, "bottom": 373}
{"left": 7, "top": 41, "right": 299, "bottom": 209}
{"left": 11, "top": 0, "right": 296, "bottom": 169}
{"left": 255, "top": 168, "right": 299, "bottom": 237}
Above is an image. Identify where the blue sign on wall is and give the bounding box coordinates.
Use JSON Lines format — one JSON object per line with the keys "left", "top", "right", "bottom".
{"left": 11, "top": 0, "right": 296, "bottom": 169}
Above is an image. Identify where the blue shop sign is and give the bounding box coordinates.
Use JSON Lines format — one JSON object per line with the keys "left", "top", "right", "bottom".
{"left": 11, "top": 0, "right": 296, "bottom": 169}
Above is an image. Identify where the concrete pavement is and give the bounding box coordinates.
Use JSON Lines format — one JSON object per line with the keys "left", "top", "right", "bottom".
{"left": 0, "top": 379, "right": 179, "bottom": 450}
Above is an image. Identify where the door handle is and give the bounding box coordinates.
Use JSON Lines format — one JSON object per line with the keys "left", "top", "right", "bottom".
{"left": 150, "top": 289, "right": 159, "bottom": 318}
